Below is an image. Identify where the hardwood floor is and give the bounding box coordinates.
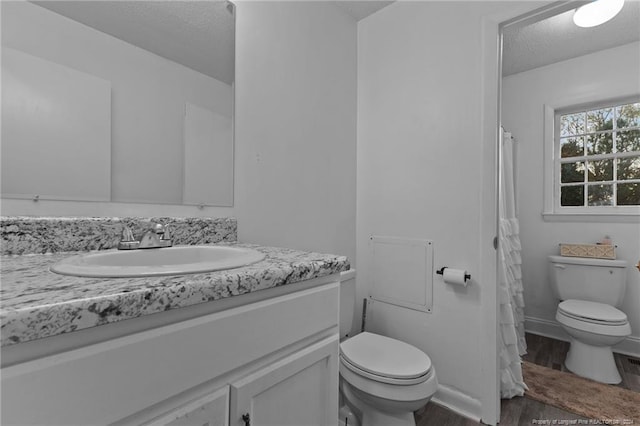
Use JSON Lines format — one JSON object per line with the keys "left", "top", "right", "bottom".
{"left": 414, "top": 332, "right": 640, "bottom": 425}
{"left": 522, "top": 333, "right": 569, "bottom": 372}
{"left": 414, "top": 397, "right": 587, "bottom": 426}
{"left": 524, "top": 332, "right": 640, "bottom": 393}
{"left": 615, "top": 352, "right": 640, "bottom": 392}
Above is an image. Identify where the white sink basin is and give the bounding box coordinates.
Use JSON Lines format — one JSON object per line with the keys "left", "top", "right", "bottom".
{"left": 50, "top": 245, "right": 266, "bottom": 278}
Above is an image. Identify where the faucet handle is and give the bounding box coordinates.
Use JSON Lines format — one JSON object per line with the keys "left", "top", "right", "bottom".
{"left": 120, "top": 225, "right": 136, "bottom": 242}
{"left": 118, "top": 225, "right": 140, "bottom": 250}
{"left": 161, "top": 224, "right": 171, "bottom": 241}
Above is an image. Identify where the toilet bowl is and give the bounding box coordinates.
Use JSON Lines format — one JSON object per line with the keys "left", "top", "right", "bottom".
{"left": 556, "top": 299, "right": 631, "bottom": 384}
{"left": 339, "top": 270, "right": 437, "bottom": 426}
{"left": 548, "top": 255, "right": 631, "bottom": 384}
{"left": 339, "top": 332, "right": 437, "bottom": 426}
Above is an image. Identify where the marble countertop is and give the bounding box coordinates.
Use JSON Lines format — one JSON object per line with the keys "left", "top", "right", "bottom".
{"left": 1, "top": 243, "right": 349, "bottom": 347}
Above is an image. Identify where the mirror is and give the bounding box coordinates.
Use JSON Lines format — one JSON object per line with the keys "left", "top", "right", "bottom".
{"left": 1, "top": 1, "right": 235, "bottom": 207}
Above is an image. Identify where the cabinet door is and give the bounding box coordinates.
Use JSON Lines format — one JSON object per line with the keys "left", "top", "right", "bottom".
{"left": 145, "top": 386, "right": 229, "bottom": 426}
{"left": 230, "top": 335, "right": 339, "bottom": 426}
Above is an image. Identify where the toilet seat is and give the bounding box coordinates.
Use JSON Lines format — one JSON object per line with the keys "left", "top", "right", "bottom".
{"left": 556, "top": 300, "right": 631, "bottom": 337}
{"left": 340, "top": 332, "right": 432, "bottom": 385}
{"left": 558, "top": 300, "right": 628, "bottom": 326}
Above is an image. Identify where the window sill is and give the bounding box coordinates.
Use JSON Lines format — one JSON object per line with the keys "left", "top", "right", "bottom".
{"left": 542, "top": 211, "right": 640, "bottom": 223}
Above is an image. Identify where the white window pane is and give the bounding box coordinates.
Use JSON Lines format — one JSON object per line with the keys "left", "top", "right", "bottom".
{"left": 617, "top": 182, "right": 640, "bottom": 205}
{"left": 587, "top": 159, "right": 613, "bottom": 182}
{"left": 587, "top": 108, "right": 613, "bottom": 133}
{"left": 556, "top": 100, "right": 640, "bottom": 210}
{"left": 586, "top": 132, "right": 613, "bottom": 155}
{"left": 616, "top": 129, "right": 640, "bottom": 152}
{"left": 561, "top": 112, "right": 585, "bottom": 136}
{"left": 560, "top": 137, "right": 583, "bottom": 158}
{"left": 617, "top": 157, "right": 640, "bottom": 180}
{"left": 561, "top": 161, "right": 585, "bottom": 183}
{"left": 561, "top": 186, "right": 584, "bottom": 206}
{"left": 587, "top": 184, "right": 613, "bottom": 206}
{"left": 616, "top": 103, "right": 640, "bottom": 129}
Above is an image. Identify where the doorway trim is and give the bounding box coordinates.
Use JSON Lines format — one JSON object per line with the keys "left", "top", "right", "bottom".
{"left": 480, "top": 2, "right": 576, "bottom": 424}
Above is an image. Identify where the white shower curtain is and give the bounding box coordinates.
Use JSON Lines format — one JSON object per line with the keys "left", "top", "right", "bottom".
{"left": 498, "top": 128, "right": 528, "bottom": 399}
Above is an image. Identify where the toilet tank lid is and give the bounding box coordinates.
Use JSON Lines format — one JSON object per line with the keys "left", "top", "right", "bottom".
{"left": 548, "top": 255, "right": 627, "bottom": 268}
{"left": 340, "top": 332, "right": 431, "bottom": 379}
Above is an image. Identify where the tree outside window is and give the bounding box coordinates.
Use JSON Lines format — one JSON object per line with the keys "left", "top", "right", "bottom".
{"left": 558, "top": 101, "right": 640, "bottom": 208}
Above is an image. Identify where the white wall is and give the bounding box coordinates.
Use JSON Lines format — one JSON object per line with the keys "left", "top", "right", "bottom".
{"left": 1, "top": 1, "right": 232, "bottom": 214}
{"left": 502, "top": 42, "right": 640, "bottom": 356}
{"left": 234, "top": 2, "right": 357, "bottom": 263}
{"left": 2, "top": 1, "right": 357, "bottom": 253}
{"left": 356, "top": 1, "right": 530, "bottom": 422}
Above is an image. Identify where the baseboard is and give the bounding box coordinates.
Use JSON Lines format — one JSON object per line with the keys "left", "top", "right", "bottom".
{"left": 524, "top": 316, "right": 569, "bottom": 341}
{"left": 616, "top": 336, "right": 640, "bottom": 357}
{"left": 525, "top": 316, "right": 640, "bottom": 358}
{"left": 432, "top": 384, "right": 481, "bottom": 423}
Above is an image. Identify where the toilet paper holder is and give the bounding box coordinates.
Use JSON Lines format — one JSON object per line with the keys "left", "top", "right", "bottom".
{"left": 436, "top": 267, "right": 471, "bottom": 282}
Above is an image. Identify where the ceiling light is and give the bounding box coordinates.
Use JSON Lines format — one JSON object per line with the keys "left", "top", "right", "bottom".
{"left": 573, "top": 0, "right": 624, "bottom": 28}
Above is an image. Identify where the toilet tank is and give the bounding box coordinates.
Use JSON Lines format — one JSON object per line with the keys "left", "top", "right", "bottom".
{"left": 548, "top": 255, "right": 627, "bottom": 307}
{"left": 339, "top": 269, "right": 356, "bottom": 339}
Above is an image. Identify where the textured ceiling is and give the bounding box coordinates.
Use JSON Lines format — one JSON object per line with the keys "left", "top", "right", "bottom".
{"left": 32, "top": 1, "right": 394, "bottom": 84}
{"left": 32, "top": 1, "right": 635, "bottom": 83}
{"left": 32, "top": 1, "right": 235, "bottom": 85}
{"left": 333, "top": 1, "right": 394, "bottom": 21}
{"left": 503, "top": 1, "right": 640, "bottom": 76}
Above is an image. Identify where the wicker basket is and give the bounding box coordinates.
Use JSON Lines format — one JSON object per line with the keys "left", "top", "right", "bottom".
{"left": 559, "top": 243, "right": 616, "bottom": 260}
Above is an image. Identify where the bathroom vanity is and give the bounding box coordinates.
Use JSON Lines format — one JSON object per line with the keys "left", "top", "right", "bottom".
{"left": 1, "top": 242, "right": 349, "bottom": 425}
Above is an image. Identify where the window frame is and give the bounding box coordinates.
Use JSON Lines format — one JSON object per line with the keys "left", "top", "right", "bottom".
{"left": 543, "top": 94, "right": 640, "bottom": 222}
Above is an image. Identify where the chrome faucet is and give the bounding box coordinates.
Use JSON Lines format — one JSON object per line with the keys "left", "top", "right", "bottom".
{"left": 118, "top": 222, "right": 172, "bottom": 250}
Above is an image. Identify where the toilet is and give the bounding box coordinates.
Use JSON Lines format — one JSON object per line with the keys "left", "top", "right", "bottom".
{"left": 548, "top": 255, "right": 631, "bottom": 384}
{"left": 339, "top": 270, "right": 438, "bottom": 426}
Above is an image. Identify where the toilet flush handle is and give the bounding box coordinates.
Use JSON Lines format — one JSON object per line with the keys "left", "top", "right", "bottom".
{"left": 554, "top": 264, "right": 566, "bottom": 269}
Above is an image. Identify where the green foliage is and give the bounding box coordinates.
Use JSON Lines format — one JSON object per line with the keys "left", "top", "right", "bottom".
{"left": 561, "top": 186, "right": 583, "bottom": 206}
{"left": 617, "top": 182, "right": 640, "bottom": 205}
{"left": 559, "top": 102, "right": 640, "bottom": 207}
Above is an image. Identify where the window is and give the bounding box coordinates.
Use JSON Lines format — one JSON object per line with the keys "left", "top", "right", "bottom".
{"left": 555, "top": 100, "right": 640, "bottom": 210}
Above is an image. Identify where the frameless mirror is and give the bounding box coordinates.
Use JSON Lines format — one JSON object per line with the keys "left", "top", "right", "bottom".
{"left": 1, "top": 1, "right": 235, "bottom": 207}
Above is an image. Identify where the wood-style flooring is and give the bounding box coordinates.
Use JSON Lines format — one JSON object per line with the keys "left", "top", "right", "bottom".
{"left": 523, "top": 332, "right": 640, "bottom": 392}
{"left": 414, "top": 332, "right": 640, "bottom": 425}
{"left": 415, "top": 396, "right": 588, "bottom": 426}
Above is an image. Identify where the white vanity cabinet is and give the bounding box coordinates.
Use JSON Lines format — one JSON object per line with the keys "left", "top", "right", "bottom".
{"left": 144, "top": 334, "right": 338, "bottom": 426}
{"left": 145, "top": 386, "right": 230, "bottom": 426}
{"left": 229, "top": 335, "right": 338, "bottom": 426}
{"left": 1, "top": 278, "right": 340, "bottom": 426}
